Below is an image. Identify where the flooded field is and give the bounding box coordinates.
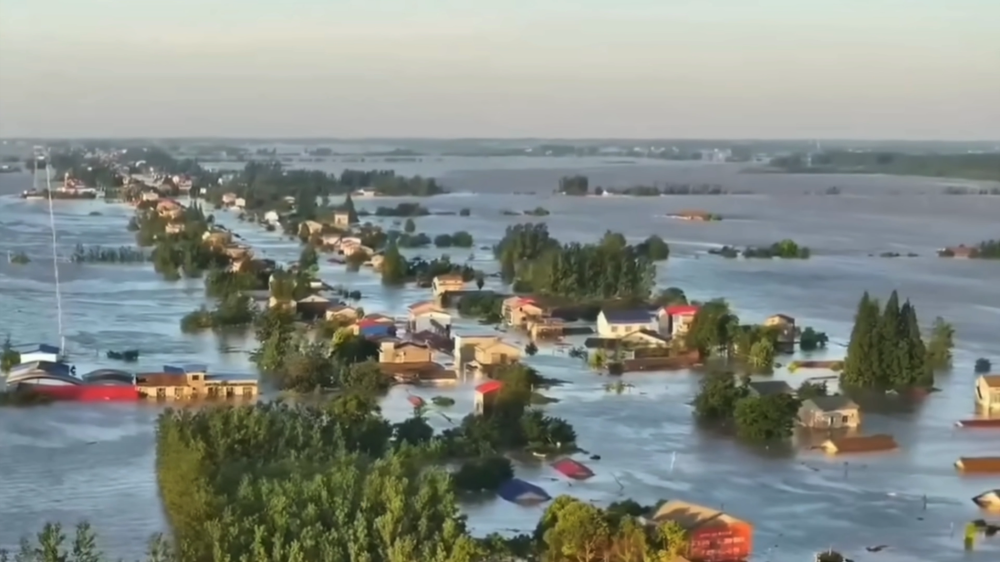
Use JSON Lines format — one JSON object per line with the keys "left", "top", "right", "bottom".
{"left": 1, "top": 158, "right": 999, "bottom": 561}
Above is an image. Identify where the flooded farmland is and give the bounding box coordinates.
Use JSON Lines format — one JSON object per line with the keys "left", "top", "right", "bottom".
{"left": 1, "top": 157, "right": 999, "bottom": 562}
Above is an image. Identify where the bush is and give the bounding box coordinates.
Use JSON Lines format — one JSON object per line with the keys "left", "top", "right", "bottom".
{"left": 975, "top": 357, "right": 992, "bottom": 373}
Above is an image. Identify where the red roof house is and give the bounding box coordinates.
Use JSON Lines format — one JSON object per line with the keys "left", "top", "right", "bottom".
{"left": 551, "top": 458, "right": 595, "bottom": 480}
{"left": 474, "top": 380, "right": 503, "bottom": 415}
{"left": 664, "top": 304, "right": 700, "bottom": 317}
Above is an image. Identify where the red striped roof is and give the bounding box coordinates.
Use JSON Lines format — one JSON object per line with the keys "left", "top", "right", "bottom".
{"left": 665, "top": 305, "right": 699, "bottom": 316}
{"left": 476, "top": 380, "right": 503, "bottom": 394}
{"left": 551, "top": 458, "right": 594, "bottom": 480}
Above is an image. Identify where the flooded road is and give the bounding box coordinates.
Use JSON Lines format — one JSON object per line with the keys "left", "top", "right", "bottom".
{"left": 1, "top": 159, "right": 999, "bottom": 561}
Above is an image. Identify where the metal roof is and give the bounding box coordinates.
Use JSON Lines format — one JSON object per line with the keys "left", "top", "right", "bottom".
{"left": 601, "top": 309, "right": 653, "bottom": 324}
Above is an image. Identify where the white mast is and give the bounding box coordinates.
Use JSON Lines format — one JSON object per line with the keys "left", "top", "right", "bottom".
{"left": 38, "top": 150, "right": 67, "bottom": 356}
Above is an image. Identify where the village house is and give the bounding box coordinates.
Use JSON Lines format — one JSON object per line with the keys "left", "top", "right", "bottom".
{"left": 332, "top": 211, "right": 353, "bottom": 228}
{"left": 472, "top": 339, "right": 521, "bottom": 368}
{"left": 650, "top": 500, "right": 753, "bottom": 562}
{"left": 618, "top": 329, "right": 670, "bottom": 348}
{"left": 432, "top": 274, "right": 466, "bottom": 298}
{"left": 267, "top": 296, "right": 294, "bottom": 311}
{"left": 379, "top": 341, "right": 433, "bottom": 364}
{"left": 502, "top": 296, "right": 547, "bottom": 327}
{"left": 454, "top": 334, "right": 502, "bottom": 364}
{"left": 221, "top": 192, "right": 238, "bottom": 206}
{"left": 943, "top": 245, "right": 976, "bottom": 258}
{"left": 165, "top": 223, "right": 185, "bottom": 235}
{"left": 234, "top": 197, "right": 246, "bottom": 209}
{"left": 527, "top": 317, "right": 564, "bottom": 340}
{"left": 746, "top": 380, "right": 795, "bottom": 397}
{"left": 156, "top": 199, "right": 184, "bottom": 219}
{"left": 222, "top": 244, "right": 252, "bottom": 261}
{"left": 407, "top": 301, "right": 452, "bottom": 334}
{"left": 352, "top": 318, "right": 397, "bottom": 338}
{"left": 343, "top": 244, "right": 373, "bottom": 258}
{"left": 764, "top": 313, "right": 798, "bottom": 344}
{"left": 320, "top": 234, "right": 342, "bottom": 248}
{"left": 295, "top": 294, "right": 339, "bottom": 320}
{"left": 141, "top": 190, "right": 160, "bottom": 202}
{"left": 821, "top": 434, "right": 898, "bottom": 455}
{"left": 174, "top": 175, "right": 193, "bottom": 192}
{"left": 325, "top": 304, "right": 359, "bottom": 323}
{"left": 366, "top": 254, "right": 385, "bottom": 271}
{"left": 202, "top": 230, "right": 232, "bottom": 248}
{"left": 300, "top": 220, "right": 324, "bottom": 237}
{"left": 798, "top": 395, "right": 861, "bottom": 429}
{"left": 597, "top": 309, "right": 655, "bottom": 338}
{"left": 975, "top": 375, "right": 1000, "bottom": 411}
{"left": 263, "top": 210, "right": 280, "bottom": 225}
{"left": 474, "top": 380, "right": 503, "bottom": 415}
{"left": 672, "top": 210, "right": 713, "bottom": 221}
{"left": 657, "top": 304, "right": 699, "bottom": 338}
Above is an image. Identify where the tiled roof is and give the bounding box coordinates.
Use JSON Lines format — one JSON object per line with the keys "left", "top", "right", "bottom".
{"left": 981, "top": 375, "right": 1000, "bottom": 388}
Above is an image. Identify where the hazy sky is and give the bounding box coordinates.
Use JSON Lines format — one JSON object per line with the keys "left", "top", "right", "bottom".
{"left": 1, "top": 0, "right": 998, "bottom": 139}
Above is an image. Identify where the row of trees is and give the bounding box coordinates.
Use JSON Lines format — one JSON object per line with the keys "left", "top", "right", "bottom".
{"left": 495, "top": 225, "right": 660, "bottom": 301}
{"left": 771, "top": 150, "right": 1000, "bottom": 182}
{"left": 842, "top": 291, "right": 936, "bottom": 390}
{"left": 556, "top": 175, "right": 728, "bottom": 196}
{"left": 709, "top": 239, "right": 810, "bottom": 259}
{"left": 212, "top": 162, "right": 446, "bottom": 214}
{"left": 70, "top": 244, "right": 148, "bottom": 263}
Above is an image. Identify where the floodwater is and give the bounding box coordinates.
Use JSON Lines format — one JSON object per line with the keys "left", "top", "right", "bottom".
{"left": 2, "top": 157, "right": 1000, "bottom": 562}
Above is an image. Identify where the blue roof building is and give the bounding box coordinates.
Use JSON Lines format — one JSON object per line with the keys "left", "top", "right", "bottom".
{"left": 497, "top": 478, "right": 551, "bottom": 505}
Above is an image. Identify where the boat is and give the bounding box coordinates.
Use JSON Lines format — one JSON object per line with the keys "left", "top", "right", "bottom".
{"left": 106, "top": 349, "right": 140, "bottom": 362}
{"left": 3, "top": 151, "right": 139, "bottom": 402}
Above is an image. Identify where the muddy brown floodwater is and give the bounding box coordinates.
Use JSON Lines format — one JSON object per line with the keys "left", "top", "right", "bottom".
{"left": 1, "top": 157, "right": 999, "bottom": 561}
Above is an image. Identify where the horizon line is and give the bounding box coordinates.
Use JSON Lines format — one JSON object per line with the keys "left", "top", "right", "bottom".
{"left": 3, "top": 136, "right": 999, "bottom": 144}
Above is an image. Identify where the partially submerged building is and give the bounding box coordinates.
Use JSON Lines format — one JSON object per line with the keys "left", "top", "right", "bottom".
{"left": 974, "top": 375, "right": 1000, "bottom": 411}
{"left": 597, "top": 309, "right": 655, "bottom": 338}
{"left": 820, "top": 434, "right": 897, "bottom": 455}
{"left": 650, "top": 500, "right": 753, "bottom": 562}
{"left": 798, "top": 396, "right": 861, "bottom": 429}
{"left": 136, "top": 366, "right": 257, "bottom": 400}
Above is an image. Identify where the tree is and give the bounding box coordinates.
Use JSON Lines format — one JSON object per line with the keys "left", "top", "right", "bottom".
{"left": 841, "top": 292, "right": 881, "bottom": 389}
{"left": 525, "top": 342, "right": 538, "bottom": 356}
{"left": 299, "top": 243, "right": 319, "bottom": 270}
{"left": 475, "top": 273, "right": 485, "bottom": 291}
{"left": 403, "top": 217, "right": 416, "bottom": 233}
{"left": 799, "top": 327, "right": 829, "bottom": 351}
{"left": 734, "top": 394, "right": 800, "bottom": 441}
{"left": 975, "top": 358, "right": 992, "bottom": 373}
{"left": 451, "top": 456, "right": 514, "bottom": 491}
{"left": 685, "top": 299, "right": 739, "bottom": 356}
{"left": 380, "top": 242, "right": 408, "bottom": 284}
{"left": 797, "top": 380, "right": 829, "bottom": 399}
{"left": 693, "top": 371, "right": 747, "bottom": 421}
{"left": 878, "top": 290, "right": 903, "bottom": 385}
{"left": 635, "top": 235, "right": 670, "bottom": 261}
{"left": 747, "top": 337, "right": 775, "bottom": 372}
{"left": 343, "top": 193, "right": 359, "bottom": 224}
{"left": 541, "top": 498, "right": 611, "bottom": 562}
{"left": 900, "top": 301, "right": 932, "bottom": 387}
{"left": 926, "top": 316, "right": 955, "bottom": 368}
{"left": 1, "top": 335, "right": 20, "bottom": 374}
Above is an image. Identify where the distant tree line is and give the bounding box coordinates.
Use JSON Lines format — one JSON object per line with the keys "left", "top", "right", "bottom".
{"left": 771, "top": 150, "right": 1000, "bottom": 182}
{"left": 557, "top": 175, "right": 731, "bottom": 196}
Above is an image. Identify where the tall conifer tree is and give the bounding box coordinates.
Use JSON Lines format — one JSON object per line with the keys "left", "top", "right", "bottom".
{"left": 877, "top": 290, "right": 902, "bottom": 387}
{"left": 903, "top": 301, "right": 932, "bottom": 387}
{"left": 843, "top": 292, "right": 877, "bottom": 388}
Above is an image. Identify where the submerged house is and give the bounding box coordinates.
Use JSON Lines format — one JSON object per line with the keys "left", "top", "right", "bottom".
{"left": 658, "top": 304, "right": 700, "bottom": 338}
{"left": 497, "top": 478, "right": 551, "bottom": 505}
{"left": 955, "top": 457, "right": 1000, "bottom": 474}
{"left": 407, "top": 301, "right": 452, "bottom": 334}
{"left": 474, "top": 380, "right": 503, "bottom": 415}
{"left": 597, "top": 309, "right": 655, "bottom": 338}
{"left": 650, "top": 500, "right": 753, "bottom": 562}
{"left": 972, "top": 490, "right": 1000, "bottom": 512}
{"left": 798, "top": 396, "right": 861, "bottom": 429}
{"left": 975, "top": 375, "right": 1000, "bottom": 411}
{"left": 820, "top": 434, "right": 897, "bottom": 455}
{"left": 432, "top": 274, "right": 466, "bottom": 298}
{"left": 746, "top": 380, "right": 795, "bottom": 398}
{"left": 471, "top": 339, "right": 521, "bottom": 370}
{"left": 379, "top": 341, "right": 433, "bottom": 364}
{"left": 763, "top": 314, "right": 798, "bottom": 345}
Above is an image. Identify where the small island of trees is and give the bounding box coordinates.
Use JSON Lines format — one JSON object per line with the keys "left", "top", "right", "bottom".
{"left": 709, "top": 239, "right": 811, "bottom": 259}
